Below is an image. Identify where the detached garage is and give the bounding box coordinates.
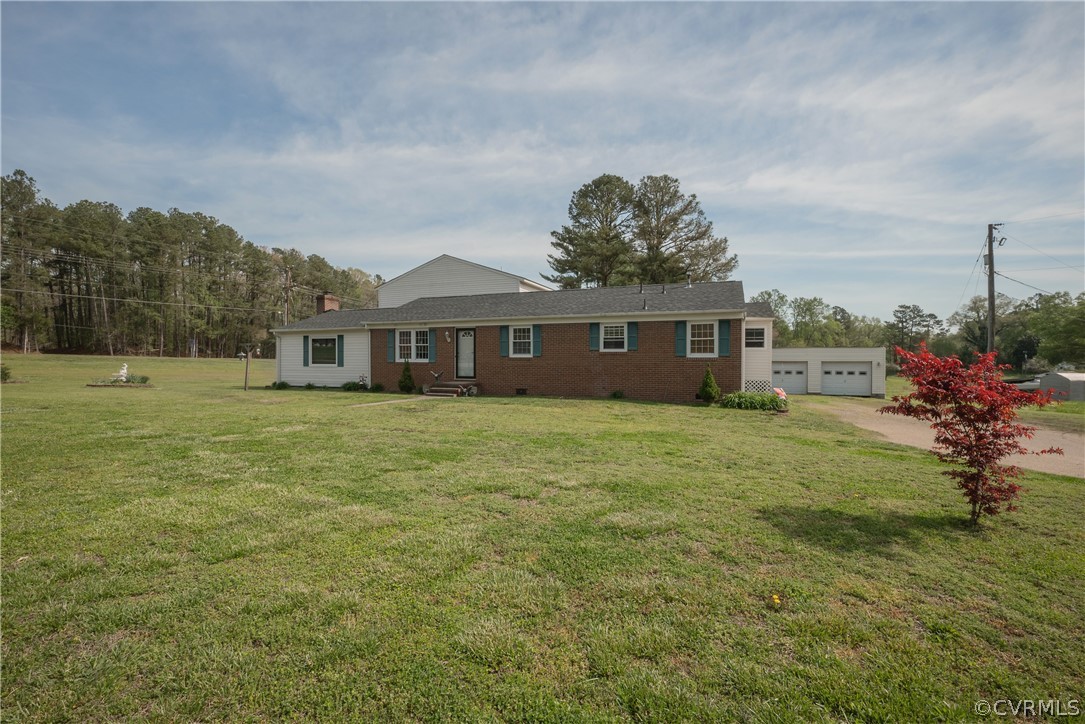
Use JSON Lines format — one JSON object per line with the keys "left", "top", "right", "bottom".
{"left": 773, "top": 348, "right": 886, "bottom": 397}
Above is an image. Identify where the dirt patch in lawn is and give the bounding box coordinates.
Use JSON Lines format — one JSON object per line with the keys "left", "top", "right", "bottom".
{"left": 812, "top": 398, "right": 1084, "bottom": 479}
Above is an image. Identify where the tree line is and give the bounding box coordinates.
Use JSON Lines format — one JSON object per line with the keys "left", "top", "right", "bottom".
{"left": 751, "top": 288, "right": 1084, "bottom": 370}
{"left": 1, "top": 170, "right": 380, "bottom": 357}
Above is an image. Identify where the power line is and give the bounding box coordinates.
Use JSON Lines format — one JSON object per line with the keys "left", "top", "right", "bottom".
{"left": 993, "top": 271, "right": 1053, "bottom": 295}
{"left": 5, "top": 288, "right": 284, "bottom": 315}
{"left": 1002, "top": 232, "right": 1083, "bottom": 272}
{"left": 1001, "top": 209, "right": 1085, "bottom": 224}
{"left": 1000, "top": 265, "right": 1085, "bottom": 272}
{"left": 953, "top": 235, "right": 989, "bottom": 314}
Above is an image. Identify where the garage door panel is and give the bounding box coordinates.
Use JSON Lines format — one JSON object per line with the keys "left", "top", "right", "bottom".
{"left": 772, "top": 362, "right": 808, "bottom": 394}
{"left": 822, "top": 362, "right": 872, "bottom": 396}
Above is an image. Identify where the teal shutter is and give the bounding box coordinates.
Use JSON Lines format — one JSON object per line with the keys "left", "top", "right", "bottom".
{"left": 532, "top": 325, "right": 542, "bottom": 357}
{"left": 589, "top": 323, "right": 600, "bottom": 351}
{"left": 627, "top": 322, "right": 638, "bottom": 351}
{"left": 675, "top": 322, "right": 686, "bottom": 357}
{"left": 499, "top": 326, "right": 509, "bottom": 357}
{"left": 429, "top": 329, "right": 437, "bottom": 363}
{"left": 387, "top": 330, "right": 395, "bottom": 363}
{"left": 718, "top": 320, "right": 731, "bottom": 357}
{"left": 336, "top": 334, "right": 344, "bottom": 367}
{"left": 303, "top": 335, "right": 310, "bottom": 366}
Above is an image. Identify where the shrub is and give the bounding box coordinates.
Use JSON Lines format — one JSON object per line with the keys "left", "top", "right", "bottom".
{"left": 720, "top": 392, "right": 788, "bottom": 412}
{"left": 881, "top": 343, "right": 1062, "bottom": 526}
{"left": 398, "top": 361, "right": 415, "bottom": 393}
{"left": 271, "top": 381, "right": 291, "bottom": 390}
{"left": 341, "top": 381, "right": 365, "bottom": 392}
{"left": 1, "top": 364, "right": 10, "bottom": 383}
{"left": 304, "top": 382, "right": 316, "bottom": 390}
{"left": 697, "top": 365, "right": 721, "bottom": 404}
{"left": 127, "top": 374, "right": 150, "bottom": 384}
{"left": 370, "top": 382, "right": 385, "bottom": 393}
{"left": 610, "top": 390, "right": 625, "bottom": 399}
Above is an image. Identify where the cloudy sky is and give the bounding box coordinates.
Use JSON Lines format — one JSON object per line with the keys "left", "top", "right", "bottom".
{"left": 3, "top": 1, "right": 1082, "bottom": 321}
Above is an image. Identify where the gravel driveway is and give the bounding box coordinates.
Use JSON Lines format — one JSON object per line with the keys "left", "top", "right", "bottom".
{"left": 811, "top": 398, "right": 1084, "bottom": 479}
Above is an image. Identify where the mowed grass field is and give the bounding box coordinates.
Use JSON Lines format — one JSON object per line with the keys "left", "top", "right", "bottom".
{"left": 2, "top": 355, "right": 1082, "bottom": 721}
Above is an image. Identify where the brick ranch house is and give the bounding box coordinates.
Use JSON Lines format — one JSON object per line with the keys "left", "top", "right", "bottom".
{"left": 273, "top": 255, "right": 775, "bottom": 403}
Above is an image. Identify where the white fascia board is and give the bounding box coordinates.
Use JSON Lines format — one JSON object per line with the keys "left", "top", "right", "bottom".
{"left": 370, "top": 310, "right": 746, "bottom": 328}
{"left": 270, "top": 325, "right": 369, "bottom": 334}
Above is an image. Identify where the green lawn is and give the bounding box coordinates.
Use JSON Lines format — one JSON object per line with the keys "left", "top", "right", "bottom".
{"left": 2, "top": 355, "right": 1083, "bottom": 721}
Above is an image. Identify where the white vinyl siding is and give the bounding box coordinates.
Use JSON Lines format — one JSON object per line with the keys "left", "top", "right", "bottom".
{"left": 276, "top": 331, "right": 371, "bottom": 387}
{"left": 378, "top": 255, "right": 546, "bottom": 307}
{"left": 742, "top": 319, "right": 773, "bottom": 393}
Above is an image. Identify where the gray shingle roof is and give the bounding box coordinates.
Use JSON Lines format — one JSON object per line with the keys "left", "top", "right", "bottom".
{"left": 277, "top": 281, "right": 748, "bottom": 331}
{"left": 745, "top": 301, "right": 775, "bottom": 318}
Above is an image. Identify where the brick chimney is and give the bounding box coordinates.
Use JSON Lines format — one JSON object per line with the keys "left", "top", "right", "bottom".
{"left": 316, "top": 293, "right": 340, "bottom": 314}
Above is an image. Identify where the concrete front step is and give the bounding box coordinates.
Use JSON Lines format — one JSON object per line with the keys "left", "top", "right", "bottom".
{"left": 424, "top": 382, "right": 478, "bottom": 398}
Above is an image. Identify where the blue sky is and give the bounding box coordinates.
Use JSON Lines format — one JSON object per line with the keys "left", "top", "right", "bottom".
{"left": 3, "top": 1, "right": 1083, "bottom": 321}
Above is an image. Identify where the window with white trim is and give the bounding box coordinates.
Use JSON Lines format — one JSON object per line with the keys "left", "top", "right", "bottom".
{"left": 511, "top": 326, "right": 533, "bottom": 357}
{"left": 397, "top": 328, "right": 430, "bottom": 361}
{"left": 689, "top": 322, "right": 716, "bottom": 357}
{"left": 311, "top": 337, "right": 337, "bottom": 365}
{"left": 745, "top": 328, "right": 765, "bottom": 348}
{"left": 602, "top": 323, "right": 627, "bottom": 351}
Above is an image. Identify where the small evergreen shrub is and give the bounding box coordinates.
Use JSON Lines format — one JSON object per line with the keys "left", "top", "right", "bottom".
{"left": 720, "top": 392, "right": 788, "bottom": 412}
{"left": 341, "top": 381, "right": 365, "bottom": 392}
{"left": 1, "top": 364, "right": 10, "bottom": 383}
{"left": 398, "top": 361, "right": 415, "bottom": 393}
{"left": 698, "top": 365, "right": 721, "bottom": 404}
{"left": 304, "top": 382, "right": 316, "bottom": 390}
{"left": 610, "top": 390, "right": 625, "bottom": 399}
{"left": 271, "top": 381, "right": 291, "bottom": 390}
{"left": 370, "top": 383, "right": 385, "bottom": 392}
{"left": 127, "top": 374, "right": 150, "bottom": 384}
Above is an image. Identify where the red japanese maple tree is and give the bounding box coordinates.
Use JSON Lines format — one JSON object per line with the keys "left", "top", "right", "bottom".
{"left": 880, "top": 344, "right": 1062, "bottom": 526}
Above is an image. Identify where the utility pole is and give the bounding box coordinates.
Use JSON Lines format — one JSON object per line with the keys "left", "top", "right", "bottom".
{"left": 985, "top": 223, "right": 1004, "bottom": 354}
{"left": 284, "top": 267, "right": 292, "bottom": 324}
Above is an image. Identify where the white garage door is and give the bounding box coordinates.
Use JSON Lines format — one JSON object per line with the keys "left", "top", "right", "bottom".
{"left": 822, "top": 362, "right": 872, "bottom": 396}
{"left": 772, "top": 362, "right": 808, "bottom": 394}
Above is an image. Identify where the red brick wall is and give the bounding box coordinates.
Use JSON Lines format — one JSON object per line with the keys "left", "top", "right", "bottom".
{"left": 370, "top": 321, "right": 742, "bottom": 403}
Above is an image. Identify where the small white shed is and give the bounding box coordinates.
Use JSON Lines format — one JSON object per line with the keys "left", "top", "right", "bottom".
{"left": 1037, "top": 372, "right": 1085, "bottom": 402}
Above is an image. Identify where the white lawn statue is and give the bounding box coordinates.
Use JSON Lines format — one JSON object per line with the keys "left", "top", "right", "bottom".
{"left": 111, "top": 363, "right": 129, "bottom": 382}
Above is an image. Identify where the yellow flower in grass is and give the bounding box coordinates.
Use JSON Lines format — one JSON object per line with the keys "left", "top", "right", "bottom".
{"left": 771, "top": 594, "right": 781, "bottom": 607}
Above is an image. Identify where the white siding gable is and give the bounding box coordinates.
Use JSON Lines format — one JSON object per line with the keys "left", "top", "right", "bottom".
{"left": 378, "top": 255, "right": 548, "bottom": 308}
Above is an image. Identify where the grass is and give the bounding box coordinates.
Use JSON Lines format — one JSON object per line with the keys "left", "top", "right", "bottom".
{"left": 2, "top": 354, "right": 1083, "bottom": 721}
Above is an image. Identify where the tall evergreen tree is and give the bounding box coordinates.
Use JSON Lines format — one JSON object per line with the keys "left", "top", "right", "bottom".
{"left": 545, "top": 174, "right": 635, "bottom": 288}
{"left": 631, "top": 175, "right": 737, "bottom": 284}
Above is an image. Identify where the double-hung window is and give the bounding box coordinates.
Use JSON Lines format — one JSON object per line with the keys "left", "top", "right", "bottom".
{"left": 397, "top": 329, "right": 430, "bottom": 362}
{"left": 745, "top": 328, "right": 765, "bottom": 348}
{"left": 602, "top": 324, "right": 626, "bottom": 351}
{"left": 311, "top": 337, "right": 337, "bottom": 365}
{"left": 511, "top": 326, "right": 533, "bottom": 357}
{"left": 688, "top": 322, "right": 717, "bottom": 357}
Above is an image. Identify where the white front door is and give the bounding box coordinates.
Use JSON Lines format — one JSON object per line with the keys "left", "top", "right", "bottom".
{"left": 456, "top": 329, "right": 476, "bottom": 379}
